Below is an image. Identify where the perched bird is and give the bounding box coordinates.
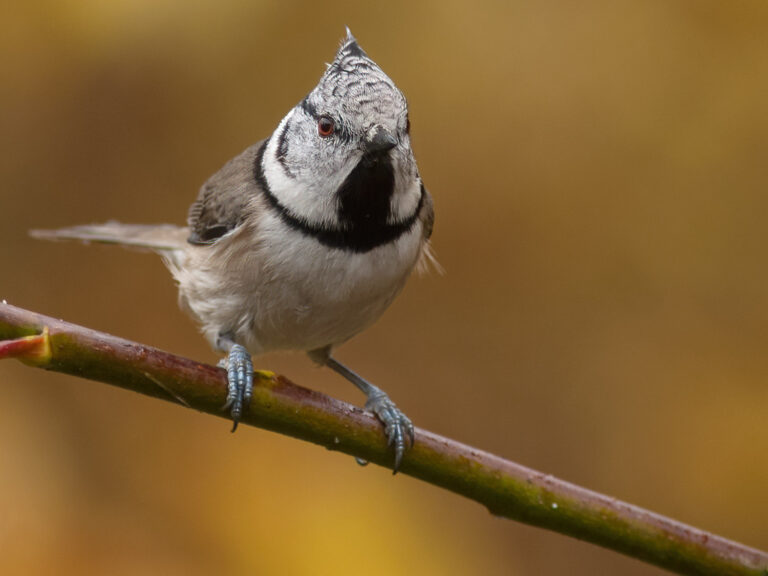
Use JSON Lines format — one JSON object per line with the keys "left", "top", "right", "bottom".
{"left": 32, "top": 30, "right": 435, "bottom": 471}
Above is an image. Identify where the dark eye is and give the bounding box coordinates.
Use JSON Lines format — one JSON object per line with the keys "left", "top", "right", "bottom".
{"left": 318, "top": 116, "right": 335, "bottom": 137}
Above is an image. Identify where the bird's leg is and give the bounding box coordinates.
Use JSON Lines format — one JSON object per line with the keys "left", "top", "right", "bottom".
{"left": 325, "top": 356, "right": 414, "bottom": 472}
{"left": 216, "top": 333, "right": 253, "bottom": 432}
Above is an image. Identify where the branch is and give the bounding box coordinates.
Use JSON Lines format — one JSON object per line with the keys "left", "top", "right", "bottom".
{"left": 1, "top": 302, "right": 765, "bottom": 576}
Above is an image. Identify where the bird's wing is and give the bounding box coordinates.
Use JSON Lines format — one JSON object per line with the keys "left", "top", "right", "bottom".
{"left": 418, "top": 183, "right": 435, "bottom": 240}
{"left": 187, "top": 140, "right": 266, "bottom": 245}
{"left": 415, "top": 183, "right": 442, "bottom": 274}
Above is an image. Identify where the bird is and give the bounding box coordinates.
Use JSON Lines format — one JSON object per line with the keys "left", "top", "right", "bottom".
{"left": 32, "top": 29, "right": 435, "bottom": 472}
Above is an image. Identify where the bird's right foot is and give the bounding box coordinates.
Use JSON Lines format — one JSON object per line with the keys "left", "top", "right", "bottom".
{"left": 219, "top": 343, "right": 253, "bottom": 432}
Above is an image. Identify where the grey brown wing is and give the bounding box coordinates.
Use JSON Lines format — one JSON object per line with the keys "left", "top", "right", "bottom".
{"left": 187, "top": 140, "right": 266, "bottom": 245}
{"left": 414, "top": 182, "right": 441, "bottom": 274}
{"left": 418, "top": 183, "right": 435, "bottom": 240}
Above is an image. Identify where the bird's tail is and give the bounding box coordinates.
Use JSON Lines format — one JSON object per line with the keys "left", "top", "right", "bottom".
{"left": 30, "top": 222, "right": 189, "bottom": 252}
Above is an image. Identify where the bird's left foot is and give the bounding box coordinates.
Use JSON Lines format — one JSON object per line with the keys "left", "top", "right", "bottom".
{"left": 219, "top": 343, "right": 253, "bottom": 431}
{"left": 364, "top": 391, "right": 415, "bottom": 473}
{"left": 322, "top": 356, "right": 415, "bottom": 472}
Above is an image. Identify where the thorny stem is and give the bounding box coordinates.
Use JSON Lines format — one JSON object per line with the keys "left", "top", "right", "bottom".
{"left": 0, "top": 302, "right": 766, "bottom": 576}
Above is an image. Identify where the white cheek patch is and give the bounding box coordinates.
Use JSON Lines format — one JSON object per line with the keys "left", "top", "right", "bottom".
{"left": 262, "top": 112, "right": 342, "bottom": 229}
{"left": 389, "top": 175, "right": 422, "bottom": 224}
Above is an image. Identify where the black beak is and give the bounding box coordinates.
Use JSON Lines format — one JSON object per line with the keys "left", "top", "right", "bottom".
{"left": 363, "top": 125, "right": 397, "bottom": 154}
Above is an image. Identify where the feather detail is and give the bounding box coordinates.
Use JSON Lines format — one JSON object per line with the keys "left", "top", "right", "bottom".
{"left": 30, "top": 222, "right": 188, "bottom": 251}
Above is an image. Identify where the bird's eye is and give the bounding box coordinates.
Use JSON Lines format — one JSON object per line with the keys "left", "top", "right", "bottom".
{"left": 318, "top": 116, "right": 335, "bottom": 137}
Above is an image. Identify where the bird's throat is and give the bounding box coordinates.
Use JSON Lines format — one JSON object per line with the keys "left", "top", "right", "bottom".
{"left": 336, "top": 153, "right": 395, "bottom": 229}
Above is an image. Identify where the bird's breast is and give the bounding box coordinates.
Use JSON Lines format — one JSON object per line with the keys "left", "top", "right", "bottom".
{"left": 243, "top": 214, "right": 424, "bottom": 353}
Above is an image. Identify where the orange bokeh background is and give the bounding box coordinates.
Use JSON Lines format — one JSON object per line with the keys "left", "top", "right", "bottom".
{"left": 2, "top": 2, "right": 767, "bottom": 574}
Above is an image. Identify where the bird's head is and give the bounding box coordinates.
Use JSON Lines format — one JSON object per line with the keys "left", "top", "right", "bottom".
{"left": 259, "top": 30, "right": 421, "bottom": 242}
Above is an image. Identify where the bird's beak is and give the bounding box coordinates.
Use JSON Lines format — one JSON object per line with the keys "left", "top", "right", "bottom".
{"left": 363, "top": 125, "right": 397, "bottom": 154}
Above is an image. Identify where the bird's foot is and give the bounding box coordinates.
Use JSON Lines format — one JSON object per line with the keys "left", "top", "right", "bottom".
{"left": 364, "top": 391, "right": 415, "bottom": 473}
{"left": 219, "top": 343, "right": 253, "bottom": 432}
{"left": 322, "top": 356, "right": 415, "bottom": 472}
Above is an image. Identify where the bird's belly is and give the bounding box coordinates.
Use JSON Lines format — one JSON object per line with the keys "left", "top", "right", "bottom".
{"left": 174, "top": 219, "right": 424, "bottom": 355}
{"left": 247, "top": 227, "right": 423, "bottom": 353}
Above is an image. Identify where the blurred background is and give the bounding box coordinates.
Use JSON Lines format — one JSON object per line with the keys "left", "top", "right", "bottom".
{"left": 2, "top": 1, "right": 767, "bottom": 574}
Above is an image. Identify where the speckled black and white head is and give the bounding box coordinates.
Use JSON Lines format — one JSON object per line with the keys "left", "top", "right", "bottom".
{"left": 257, "top": 30, "right": 423, "bottom": 253}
